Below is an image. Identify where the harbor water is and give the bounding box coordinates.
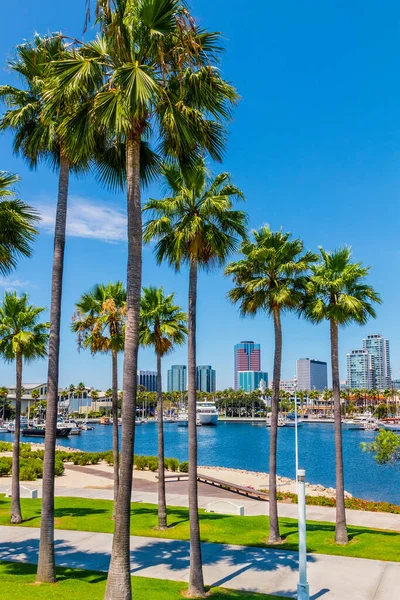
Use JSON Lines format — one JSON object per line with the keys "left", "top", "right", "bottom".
{"left": 18, "top": 421, "right": 400, "bottom": 504}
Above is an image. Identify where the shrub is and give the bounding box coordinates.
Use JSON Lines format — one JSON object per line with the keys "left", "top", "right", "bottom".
{"left": 0, "top": 458, "right": 12, "bottom": 476}
{"left": 134, "top": 455, "right": 148, "bottom": 471}
{"left": 20, "top": 465, "right": 38, "bottom": 481}
{"left": 84, "top": 452, "right": 100, "bottom": 465}
{"left": 103, "top": 451, "right": 114, "bottom": 466}
{"left": 179, "top": 461, "right": 189, "bottom": 473}
{"left": 0, "top": 441, "right": 13, "bottom": 452}
{"left": 168, "top": 458, "right": 179, "bottom": 472}
{"left": 148, "top": 457, "right": 158, "bottom": 472}
{"left": 54, "top": 458, "right": 65, "bottom": 477}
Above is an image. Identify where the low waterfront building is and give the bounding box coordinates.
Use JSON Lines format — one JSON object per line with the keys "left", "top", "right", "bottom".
{"left": 238, "top": 371, "right": 268, "bottom": 392}
{"left": 278, "top": 379, "right": 296, "bottom": 393}
{"left": 196, "top": 365, "right": 216, "bottom": 392}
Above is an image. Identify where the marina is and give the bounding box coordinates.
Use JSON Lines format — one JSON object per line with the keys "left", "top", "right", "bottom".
{"left": 5, "top": 420, "right": 399, "bottom": 504}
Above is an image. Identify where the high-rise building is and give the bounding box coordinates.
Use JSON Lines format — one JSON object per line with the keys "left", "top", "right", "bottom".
{"left": 362, "top": 334, "right": 391, "bottom": 390}
{"left": 196, "top": 365, "right": 216, "bottom": 392}
{"left": 347, "top": 349, "right": 375, "bottom": 389}
{"left": 234, "top": 341, "right": 261, "bottom": 390}
{"left": 167, "top": 365, "right": 187, "bottom": 392}
{"left": 296, "top": 358, "right": 328, "bottom": 391}
{"left": 238, "top": 371, "right": 268, "bottom": 392}
{"left": 138, "top": 370, "right": 157, "bottom": 392}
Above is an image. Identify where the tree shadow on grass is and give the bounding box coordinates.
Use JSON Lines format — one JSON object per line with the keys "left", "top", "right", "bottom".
{"left": 0, "top": 560, "right": 107, "bottom": 584}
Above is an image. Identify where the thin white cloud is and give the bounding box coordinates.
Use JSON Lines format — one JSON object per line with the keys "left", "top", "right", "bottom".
{"left": 0, "top": 277, "right": 31, "bottom": 290}
{"left": 37, "top": 196, "right": 127, "bottom": 243}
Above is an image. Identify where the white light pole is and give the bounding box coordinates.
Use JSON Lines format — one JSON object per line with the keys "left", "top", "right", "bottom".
{"left": 297, "top": 468, "right": 310, "bottom": 600}
{"left": 294, "top": 376, "right": 299, "bottom": 477}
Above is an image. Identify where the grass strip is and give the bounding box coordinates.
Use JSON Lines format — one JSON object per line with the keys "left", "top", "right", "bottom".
{"left": 0, "top": 562, "right": 283, "bottom": 600}
{"left": 0, "top": 495, "right": 399, "bottom": 562}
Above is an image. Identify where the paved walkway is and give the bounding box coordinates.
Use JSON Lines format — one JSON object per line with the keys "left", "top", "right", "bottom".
{"left": 0, "top": 525, "right": 399, "bottom": 599}
{"left": 1, "top": 466, "right": 399, "bottom": 532}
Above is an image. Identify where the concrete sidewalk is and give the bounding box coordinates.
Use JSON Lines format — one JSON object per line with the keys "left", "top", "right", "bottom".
{"left": 1, "top": 478, "right": 400, "bottom": 532}
{"left": 0, "top": 525, "right": 399, "bottom": 599}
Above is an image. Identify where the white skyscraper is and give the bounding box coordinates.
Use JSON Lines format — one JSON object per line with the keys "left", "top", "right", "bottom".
{"left": 362, "top": 334, "right": 391, "bottom": 390}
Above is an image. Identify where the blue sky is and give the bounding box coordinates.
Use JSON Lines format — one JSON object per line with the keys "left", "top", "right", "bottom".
{"left": 1, "top": 0, "right": 400, "bottom": 390}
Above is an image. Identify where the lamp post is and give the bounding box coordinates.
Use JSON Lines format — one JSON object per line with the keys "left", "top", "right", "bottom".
{"left": 294, "top": 376, "right": 299, "bottom": 476}
{"left": 294, "top": 376, "right": 309, "bottom": 600}
{"left": 297, "top": 468, "right": 310, "bottom": 600}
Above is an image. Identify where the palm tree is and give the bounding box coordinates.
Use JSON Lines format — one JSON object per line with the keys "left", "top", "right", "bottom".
{"left": 144, "top": 159, "right": 246, "bottom": 595}
{"left": 0, "top": 291, "right": 49, "bottom": 522}
{"left": 302, "top": 247, "right": 381, "bottom": 544}
{"left": 139, "top": 285, "right": 187, "bottom": 529}
{"left": 71, "top": 282, "right": 126, "bottom": 508}
{"left": 0, "top": 34, "right": 120, "bottom": 582}
{"left": 0, "top": 386, "right": 8, "bottom": 420}
{"left": 77, "top": 382, "right": 86, "bottom": 416}
{"left": 90, "top": 389, "right": 99, "bottom": 414}
{"left": 52, "top": 3, "right": 236, "bottom": 595}
{"left": 30, "top": 388, "right": 40, "bottom": 421}
{"left": 0, "top": 172, "right": 39, "bottom": 274}
{"left": 225, "top": 226, "right": 317, "bottom": 543}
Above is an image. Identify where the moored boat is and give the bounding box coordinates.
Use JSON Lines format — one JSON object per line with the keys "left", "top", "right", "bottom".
{"left": 196, "top": 401, "right": 218, "bottom": 425}
{"left": 22, "top": 426, "right": 71, "bottom": 437}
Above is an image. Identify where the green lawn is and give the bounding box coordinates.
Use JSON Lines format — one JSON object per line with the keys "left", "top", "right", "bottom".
{"left": 0, "top": 495, "right": 399, "bottom": 562}
{"left": 0, "top": 562, "right": 283, "bottom": 600}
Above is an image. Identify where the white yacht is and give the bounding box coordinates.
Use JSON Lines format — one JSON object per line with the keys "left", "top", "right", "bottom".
{"left": 177, "top": 409, "right": 188, "bottom": 427}
{"left": 343, "top": 413, "right": 377, "bottom": 431}
{"left": 196, "top": 401, "right": 218, "bottom": 426}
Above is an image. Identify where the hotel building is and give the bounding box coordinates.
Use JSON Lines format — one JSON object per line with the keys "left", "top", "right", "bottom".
{"left": 234, "top": 341, "right": 261, "bottom": 390}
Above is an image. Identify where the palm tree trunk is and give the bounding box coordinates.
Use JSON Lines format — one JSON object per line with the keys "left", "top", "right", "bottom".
{"left": 330, "top": 320, "right": 348, "bottom": 544}
{"left": 268, "top": 307, "right": 282, "bottom": 544}
{"left": 188, "top": 258, "right": 205, "bottom": 597}
{"left": 11, "top": 353, "right": 23, "bottom": 523}
{"left": 157, "top": 352, "right": 167, "bottom": 529}
{"left": 105, "top": 133, "right": 142, "bottom": 600}
{"left": 37, "top": 155, "right": 69, "bottom": 583}
{"left": 112, "top": 349, "right": 119, "bottom": 518}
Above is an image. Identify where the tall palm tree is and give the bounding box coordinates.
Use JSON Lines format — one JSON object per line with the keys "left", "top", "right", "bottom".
{"left": 139, "top": 285, "right": 187, "bottom": 529}
{"left": 77, "top": 382, "right": 86, "bottom": 416}
{"left": 302, "top": 247, "right": 381, "bottom": 544}
{"left": 71, "top": 282, "right": 126, "bottom": 508}
{"left": 144, "top": 160, "right": 246, "bottom": 595}
{"left": 225, "top": 226, "right": 317, "bottom": 543}
{"left": 30, "top": 387, "right": 40, "bottom": 421}
{"left": 52, "top": 3, "right": 236, "bottom": 595}
{"left": 0, "top": 34, "right": 121, "bottom": 582}
{"left": 0, "top": 172, "right": 39, "bottom": 274}
{"left": 0, "top": 291, "right": 49, "bottom": 522}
